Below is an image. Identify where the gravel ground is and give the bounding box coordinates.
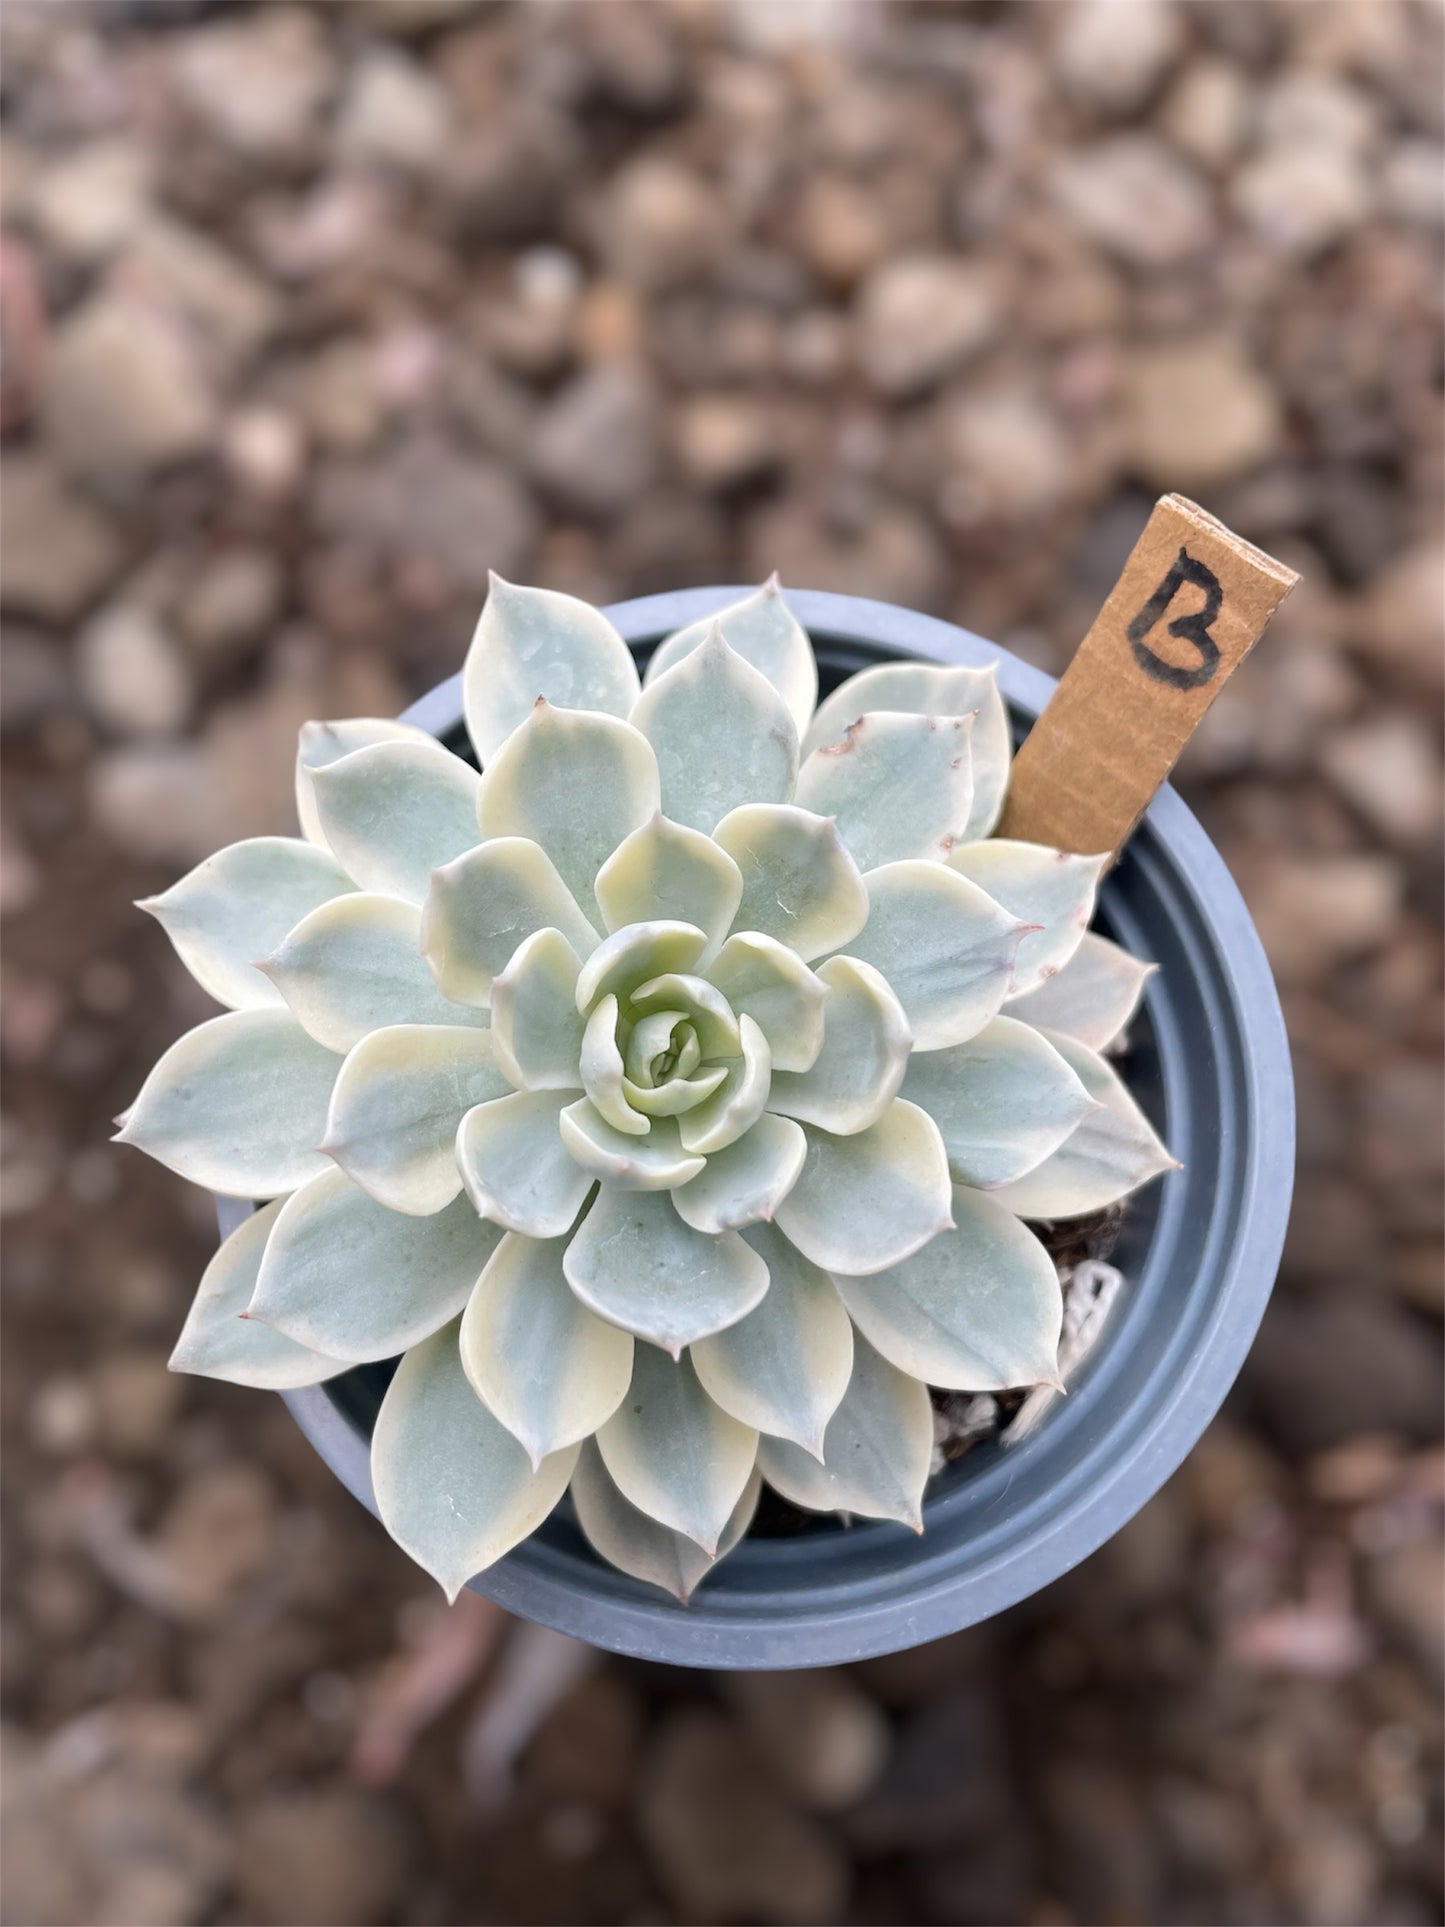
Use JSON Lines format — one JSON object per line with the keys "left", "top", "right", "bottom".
{"left": 1, "top": 3, "right": 1441, "bottom": 1923}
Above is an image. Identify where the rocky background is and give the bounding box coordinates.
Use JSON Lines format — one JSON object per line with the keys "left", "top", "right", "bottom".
{"left": 2, "top": 2, "right": 1442, "bottom": 1923}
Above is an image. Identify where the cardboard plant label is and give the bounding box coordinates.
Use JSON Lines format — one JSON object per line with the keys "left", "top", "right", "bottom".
{"left": 998, "top": 494, "right": 1300, "bottom": 860}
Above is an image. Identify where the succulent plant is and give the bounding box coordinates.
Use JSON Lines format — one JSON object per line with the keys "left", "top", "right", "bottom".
{"left": 122, "top": 577, "right": 1175, "bottom": 1603}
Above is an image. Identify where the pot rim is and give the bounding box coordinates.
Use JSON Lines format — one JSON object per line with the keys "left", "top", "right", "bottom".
{"left": 266, "top": 585, "right": 1294, "bottom": 1667}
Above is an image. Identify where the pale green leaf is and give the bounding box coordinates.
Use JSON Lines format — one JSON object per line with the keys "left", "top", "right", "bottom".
{"left": 595, "top": 1346, "right": 759, "bottom": 1552}
{"left": 296, "top": 716, "right": 437, "bottom": 846}
{"left": 947, "top": 839, "right": 1107, "bottom": 996}
{"left": 251, "top": 1168, "right": 502, "bottom": 1361}
{"left": 900, "top": 1015, "right": 1097, "bottom": 1189}
{"left": 767, "top": 955, "right": 910, "bottom": 1135}
{"left": 455, "top": 1088, "right": 593, "bottom": 1237}
{"left": 630, "top": 627, "right": 799, "bottom": 834}
{"left": 802, "top": 659, "right": 1010, "bottom": 840}
{"left": 703, "top": 932, "right": 827, "bottom": 1072}
{"left": 987, "top": 1028, "right": 1178, "bottom": 1219}
{"left": 712, "top": 804, "right": 868, "bottom": 961}
{"left": 1005, "top": 931, "right": 1156, "bottom": 1051}
{"left": 421, "top": 837, "right": 599, "bottom": 1011}
{"left": 794, "top": 710, "right": 974, "bottom": 870}
{"left": 463, "top": 574, "right": 640, "bottom": 763}
{"left": 168, "top": 1199, "right": 349, "bottom": 1389}
{"left": 573, "top": 919, "right": 708, "bottom": 1014}
{"left": 691, "top": 1219, "right": 853, "bottom": 1455}
{"left": 564, "top": 1185, "right": 768, "bottom": 1354}
{"left": 579, "top": 994, "right": 649, "bottom": 1135}
{"left": 460, "top": 1232, "right": 634, "bottom": 1466}
{"left": 262, "top": 893, "right": 487, "bottom": 1053}
{"left": 630, "top": 971, "right": 739, "bottom": 1059}
{"left": 621, "top": 1064, "right": 728, "bottom": 1118}
{"left": 559, "top": 1100, "right": 706, "bottom": 1191}
{"left": 835, "top": 1186, "right": 1064, "bottom": 1391}
{"left": 676, "top": 1015, "right": 772, "bottom": 1155}
{"left": 140, "top": 837, "right": 355, "bottom": 1011}
{"left": 671, "top": 1114, "right": 807, "bottom": 1233}
{"left": 774, "top": 1099, "right": 952, "bottom": 1276}
{"left": 756, "top": 1334, "right": 932, "bottom": 1530}
{"left": 311, "top": 739, "right": 482, "bottom": 903}
{"left": 372, "top": 1318, "right": 578, "bottom": 1601}
{"left": 476, "top": 700, "right": 659, "bottom": 918}
{"left": 116, "top": 1009, "right": 337, "bottom": 1198}
{"left": 489, "top": 928, "right": 585, "bottom": 1090}
{"left": 594, "top": 815, "right": 743, "bottom": 954}
{"left": 570, "top": 1439, "right": 760, "bottom": 1601}
{"left": 325, "top": 1025, "right": 510, "bottom": 1216}
{"left": 644, "top": 577, "right": 817, "bottom": 735}
{"left": 843, "top": 859, "right": 1024, "bottom": 1049}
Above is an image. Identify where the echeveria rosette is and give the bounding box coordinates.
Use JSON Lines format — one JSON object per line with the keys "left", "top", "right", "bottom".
{"left": 122, "top": 576, "right": 1176, "bottom": 1605}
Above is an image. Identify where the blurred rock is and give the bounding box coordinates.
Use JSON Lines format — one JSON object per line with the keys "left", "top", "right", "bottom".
{"left": 855, "top": 255, "right": 999, "bottom": 398}
{"left": 178, "top": 548, "right": 286, "bottom": 666}
{"left": 68, "top": 1771, "right": 231, "bottom": 1927}
{"left": 1366, "top": 1538, "right": 1445, "bottom": 1684}
{"left": 234, "top": 1788, "right": 408, "bottom": 1926}
{"left": 92, "top": 1348, "right": 186, "bottom": 1456}
{"left": 1246, "top": 1294, "right": 1442, "bottom": 1453}
{"left": 1232, "top": 143, "right": 1373, "bottom": 257}
{"left": 76, "top": 605, "right": 193, "bottom": 737}
{"left": 1321, "top": 715, "right": 1443, "bottom": 847}
{"left": 0, "top": 625, "right": 72, "bottom": 735}
{"left": 118, "top": 218, "right": 281, "bottom": 379}
{"left": 531, "top": 361, "right": 661, "bottom": 516}
{"left": 744, "top": 492, "right": 946, "bottom": 609}
{"left": 1122, "top": 334, "right": 1282, "bottom": 490}
{"left": 155, "top": 1464, "right": 277, "bottom": 1619}
{"left": 1054, "top": 0, "right": 1183, "bottom": 116}
{"left": 792, "top": 174, "right": 889, "bottom": 291}
{"left": 336, "top": 48, "right": 451, "bottom": 177}
{"left": 726, "top": 1670, "right": 890, "bottom": 1811}
{"left": 1158, "top": 58, "right": 1252, "bottom": 170}
{"left": 676, "top": 392, "right": 784, "bottom": 491}
{"left": 1235, "top": 851, "right": 1403, "bottom": 985}
{"left": 639, "top": 1707, "right": 848, "bottom": 1925}
{"left": 597, "top": 156, "right": 726, "bottom": 290}
{"left": 0, "top": 456, "right": 125, "bottom": 621}
{"left": 172, "top": 8, "right": 334, "bottom": 159}
{"left": 1356, "top": 542, "right": 1445, "bottom": 690}
{"left": 24, "top": 139, "right": 153, "bottom": 265}
{"left": 44, "top": 296, "right": 216, "bottom": 494}
{"left": 1051, "top": 136, "right": 1214, "bottom": 265}
{"left": 1382, "top": 139, "right": 1445, "bottom": 230}
{"left": 940, "top": 382, "right": 1071, "bottom": 527}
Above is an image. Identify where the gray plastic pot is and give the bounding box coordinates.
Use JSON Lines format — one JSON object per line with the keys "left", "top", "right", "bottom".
{"left": 218, "top": 586, "right": 1294, "bottom": 1670}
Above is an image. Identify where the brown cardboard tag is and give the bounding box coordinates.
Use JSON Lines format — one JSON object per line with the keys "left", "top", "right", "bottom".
{"left": 997, "top": 494, "right": 1300, "bottom": 858}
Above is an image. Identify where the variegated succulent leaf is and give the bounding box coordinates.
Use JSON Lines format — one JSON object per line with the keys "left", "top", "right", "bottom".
{"left": 124, "top": 577, "right": 1174, "bottom": 1604}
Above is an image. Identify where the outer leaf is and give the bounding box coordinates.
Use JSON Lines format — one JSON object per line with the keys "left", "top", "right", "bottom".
{"left": 250, "top": 1168, "right": 502, "bottom": 1361}
{"left": 564, "top": 1185, "right": 768, "bottom": 1354}
{"left": 311, "top": 740, "right": 482, "bottom": 903}
{"left": 139, "top": 837, "right": 355, "bottom": 1011}
{"left": 1005, "top": 931, "right": 1156, "bottom": 1051}
{"left": 988, "top": 1029, "right": 1177, "bottom": 1219}
{"left": 767, "top": 955, "right": 910, "bottom": 1135}
{"left": 580, "top": 995, "right": 649, "bottom": 1136}
{"left": 691, "top": 1219, "right": 854, "bottom": 1456}
{"left": 947, "top": 840, "right": 1106, "bottom": 996}
{"left": 595, "top": 815, "right": 744, "bottom": 954}
{"left": 476, "top": 701, "right": 660, "bottom": 918}
{"left": 844, "top": 860, "right": 1024, "bottom": 1049}
{"left": 116, "top": 1009, "right": 337, "bottom": 1198}
{"left": 756, "top": 1334, "right": 932, "bottom": 1530}
{"left": 463, "top": 574, "right": 640, "bottom": 763}
{"left": 372, "top": 1318, "right": 577, "bottom": 1601}
{"left": 455, "top": 1088, "right": 592, "bottom": 1237}
{"left": 900, "top": 1015, "right": 1097, "bottom": 1189}
{"left": 559, "top": 1100, "right": 706, "bottom": 1191}
{"left": 712, "top": 804, "right": 868, "bottom": 961}
{"left": 774, "top": 1100, "right": 952, "bottom": 1277}
{"left": 460, "top": 1232, "right": 633, "bottom": 1466}
{"left": 644, "top": 577, "right": 817, "bottom": 736}
{"left": 676, "top": 1015, "right": 772, "bottom": 1155}
{"left": 595, "top": 1347, "right": 759, "bottom": 1553}
{"left": 629, "top": 628, "right": 799, "bottom": 834}
{"left": 262, "top": 893, "right": 487, "bottom": 1053}
{"left": 296, "top": 716, "right": 436, "bottom": 846}
{"left": 802, "top": 659, "right": 1011, "bottom": 840}
{"left": 794, "top": 711, "right": 974, "bottom": 870}
{"left": 835, "top": 1187, "right": 1064, "bottom": 1391}
{"left": 704, "top": 932, "right": 827, "bottom": 1072}
{"left": 422, "top": 838, "right": 599, "bottom": 1010}
{"left": 325, "top": 1024, "right": 511, "bottom": 1216}
{"left": 570, "top": 1439, "right": 761, "bottom": 1602}
{"left": 168, "top": 1199, "right": 348, "bottom": 1389}
{"left": 671, "top": 1114, "right": 807, "bottom": 1233}
{"left": 489, "top": 928, "right": 585, "bottom": 1090}
{"left": 574, "top": 920, "right": 708, "bottom": 1014}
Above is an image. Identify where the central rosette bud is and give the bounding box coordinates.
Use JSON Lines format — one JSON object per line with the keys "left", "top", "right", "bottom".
{"left": 565, "top": 919, "right": 772, "bottom": 1182}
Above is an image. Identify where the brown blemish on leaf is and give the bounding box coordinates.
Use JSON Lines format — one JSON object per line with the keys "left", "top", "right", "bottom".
{"left": 817, "top": 717, "right": 867, "bottom": 757}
